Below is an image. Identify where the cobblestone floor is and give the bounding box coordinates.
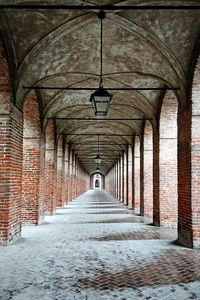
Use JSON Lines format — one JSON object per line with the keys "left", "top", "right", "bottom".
{"left": 0, "top": 190, "right": 200, "bottom": 300}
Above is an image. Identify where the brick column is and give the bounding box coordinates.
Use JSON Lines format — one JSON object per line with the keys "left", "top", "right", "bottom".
{"left": 45, "top": 120, "right": 56, "bottom": 215}
{"left": 0, "top": 40, "right": 23, "bottom": 244}
{"left": 56, "top": 136, "right": 63, "bottom": 208}
{"left": 72, "top": 152, "right": 76, "bottom": 199}
{"left": 158, "top": 91, "right": 178, "bottom": 227}
{"left": 178, "top": 105, "right": 192, "bottom": 247}
{"left": 123, "top": 148, "right": 128, "bottom": 206}
{"left": 0, "top": 104, "right": 23, "bottom": 244}
{"left": 120, "top": 154, "right": 124, "bottom": 202}
{"left": 134, "top": 136, "right": 140, "bottom": 214}
{"left": 22, "top": 91, "right": 45, "bottom": 225}
{"left": 68, "top": 149, "right": 73, "bottom": 202}
{"left": 128, "top": 144, "right": 134, "bottom": 208}
{"left": 140, "top": 137, "right": 144, "bottom": 216}
{"left": 143, "top": 121, "right": 153, "bottom": 217}
{"left": 116, "top": 162, "right": 119, "bottom": 198}
{"left": 190, "top": 59, "right": 200, "bottom": 248}
{"left": 177, "top": 56, "right": 200, "bottom": 248}
{"left": 62, "top": 143, "right": 68, "bottom": 205}
{"left": 118, "top": 160, "right": 121, "bottom": 200}
{"left": 153, "top": 125, "right": 160, "bottom": 226}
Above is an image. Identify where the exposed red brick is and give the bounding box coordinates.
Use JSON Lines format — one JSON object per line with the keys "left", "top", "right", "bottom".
{"left": 22, "top": 91, "right": 45, "bottom": 225}
{"left": 134, "top": 136, "right": 140, "bottom": 213}
{"left": 143, "top": 121, "right": 153, "bottom": 217}
{"left": 44, "top": 120, "right": 56, "bottom": 215}
{"left": 159, "top": 91, "right": 178, "bottom": 228}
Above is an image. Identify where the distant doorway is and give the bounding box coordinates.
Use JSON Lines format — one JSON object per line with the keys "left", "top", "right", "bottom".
{"left": 93, "top": 174, "right": 102, "bottom": 189}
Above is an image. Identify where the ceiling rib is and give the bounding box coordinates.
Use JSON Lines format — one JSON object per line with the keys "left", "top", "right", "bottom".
{"left": 50, "top": 118, "right": 152, "bottom": 121}
{"left": 63, "top": 133, "right": 136, "bottom": 136}
{"left": 24, "top": 86, "right": 180, "bottom": 91}
{"left": 1, "top": 5, "right": 200, "bottom": 10}
{"left": 71, "top": 143, "right": 129, "bottom": 145}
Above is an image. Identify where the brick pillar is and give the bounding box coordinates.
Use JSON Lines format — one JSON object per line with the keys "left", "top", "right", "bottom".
{"left": 0, "top": 40, "right": 23, "bottom": 244}
{"left": 39, "top": 132, "right": 45, "bottom": 220}
{"left": 114, "top": 165, "right": 116, "bottom": 197}
{"left": 120, "top": 154, "right": 124, "bottom": 202}
{"left": 118, "top": 159, "right": 121, "bottom": 200}
{"left": 77, "top": 168, "right": 80, "bottom": 196}
{"left": 143, "top": 121, "right": 153, "bottom": 217}
{"left": 68, "top": 149, "right": 73, "bottom": 202}
{"left": 116, "top": 162, "right": 119, "bottom": 198}
{"left": 123, "top": 148, "right": 128, "bottom": 205}
{"left": 158, "top": 91, "right": 178, "bottom": 227}
{"left": 140, "top": 137, "right": 144, "bottom": 215}
{"left": 128, "top": 144, "right": 134, "bottom": 208}
{"left": 0, "top": 105, "right": 23, "bottom": 244}
{"left": 153, "top": 125, "right": 160, "bottom": 226}
{"left": 56, "top": 136, "right": 63, "bottom": 208}
{"left": 62, "top": 143, "right": 69, "bottom": 205}
{"left": 116, "top": 163, "right": 118, "bottom": 197}
{"left": 178, "top": 105, "right": 192, "bottom": 247}
{"left": 117, "top": 158, "right": 120, "bottom": 197}
{"left": 71, "top": 153, "right": 74, "bottom": 198}
{"left": 74, "top": 155, "right": 78, "bottom": 198}
{"left": 44, "top": 120, "right": 56, "bottom": 215}
{"left": 134, "top": 136, "right": 140, "bottom": 214}
{"left": 22, "top": 91, "right": 45, "bottom": 225}
{"left": 53, "top": 142, "right": 57, "bottom": 211}
{"left": 177, "top": 56, "right": 200, "bottom": 248}
{"left": 190, "top": 58, "right": 200, "bottom": 248}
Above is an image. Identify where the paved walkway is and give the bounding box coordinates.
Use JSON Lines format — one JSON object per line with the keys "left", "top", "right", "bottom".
{"left": 0, "top": 190, "right": 200, "bottom": 300}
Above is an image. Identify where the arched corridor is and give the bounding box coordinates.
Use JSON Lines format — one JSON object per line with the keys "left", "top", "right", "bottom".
{"left": 0, "top": 190, "right": 200, "bottom": 299}
{"left": 1, "top": 2, "right": 200, "bottom": 299}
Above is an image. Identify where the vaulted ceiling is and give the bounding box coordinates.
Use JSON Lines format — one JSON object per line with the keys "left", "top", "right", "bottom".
{"left": 1, "top": 0, "right": 200, "bottom": 175}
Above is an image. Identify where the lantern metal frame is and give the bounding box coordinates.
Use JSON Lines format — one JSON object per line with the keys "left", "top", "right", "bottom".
{"left": 90, "top": 11, "right": 113, "bottom": 116}
{"left": 94, "top": 134, "right": 102, "bottom": 164}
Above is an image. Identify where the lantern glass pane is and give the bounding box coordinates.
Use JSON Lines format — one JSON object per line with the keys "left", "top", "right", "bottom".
{"left": 95, "top": 156, "right": 101, "bottom": 164}
{"left": 90, "top": 88, "right": 112, "bottom": 116}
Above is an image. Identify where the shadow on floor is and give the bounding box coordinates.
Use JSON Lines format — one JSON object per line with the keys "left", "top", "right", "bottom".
{"left": 87, "top": 210, "right": 134, "bottom": 215}
{"left": 90, "top": 229, "right": 176, "bottom": 241}
{"left": 76, "top": 217, "right": 145, "bottom": 224}
{"left": 79, "top": 249, "right": 200, "bottom": 290}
